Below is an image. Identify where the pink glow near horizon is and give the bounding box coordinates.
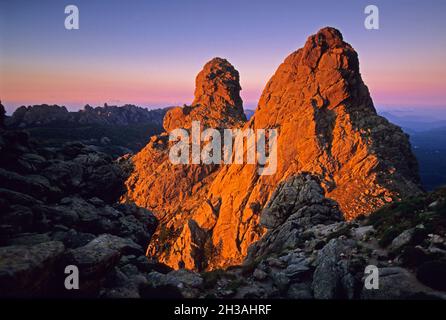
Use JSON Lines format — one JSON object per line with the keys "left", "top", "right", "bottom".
{"left": 2, "top": 1, "right": 446, "bottom": 114}
{"left": 2, "top": 59, "right": 445, "bottom": 113}
{"left": 1, "top": 36, "right": 445, "bottom": 113}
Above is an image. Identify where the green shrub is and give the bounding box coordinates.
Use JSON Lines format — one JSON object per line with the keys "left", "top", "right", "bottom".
{"left": 326, "top": 225, "right": 351, "bottom": 241}
{"left": 202, "top": 269, "right": 226, "bottom": 289}
{"left": 225, "top": 278, "right": 246, "bottom": 291}
{"left": 202, "top": 269, "right": 237, "bottom": 289}
{"left": 378, "top": 226, "right": 403, "bottom": 247}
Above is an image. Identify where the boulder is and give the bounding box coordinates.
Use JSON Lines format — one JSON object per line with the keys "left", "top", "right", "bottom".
{"left": 246, "top": 175, "right": 343, "bottom": 263}
{"left": 142, "top": 269, "right": 203, "bottom": 299}
{"left": 6, "top": 233, "right": 52, "bottom": 246}
{"left": 253, "top": 268, "right": 268, "bottom": 281}
{"left": 361, "top": 267, "right": 432, "bottom": 299}
{"left": 62, "top": 234, "right": 143, "bottom": 289}
{"left": 260, "top": 175, "right": 327, "bottom": 229}
{"left": 312, "top": 239, "right": 357, "bottom": 299}
{"left": 0, "top": 241, "right": 65, "bottom": 297}
{"left": 286, "top": 282, "right": 313, "bottom": 299}
{"left": 389, "top": 228, "right": 415, "bottom": 252}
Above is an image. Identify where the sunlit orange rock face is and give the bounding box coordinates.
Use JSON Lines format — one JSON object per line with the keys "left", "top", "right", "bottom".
{"left": 124, "top": 27, "right": 421, "bottom": 271}
{"left": 163, "top": 57, "right": 246, "bottom": 132}
{"left": 123, "top": 57, "right": 246, "bottom": 270}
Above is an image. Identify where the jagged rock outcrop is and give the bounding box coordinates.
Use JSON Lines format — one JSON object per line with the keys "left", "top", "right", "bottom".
{"left": 0, "top": 129, "right": 159, "bottom": 297}
{"left": 191, "top": 182, "right": 446, "bottom": 299}
{"left": 260, "top": 174, "right": 342, "bottom": 229}
{"left": 123, "top": 58, "right": 247, "bottom": 269}
{"left": 141, "top": 181, "right": 445, "bottom": 299}
{"left": 163, "top": 57, "right": 246, "bottom": 132}
{"left": 246, "top": 174, "right": 344, "bottom": 263}
{"left": 7, "top": 105, "right": 71, "bottom": 127}
{"left": 194, "top": 26, "right": 421, "bottom": 269}
{"left": 125, "top": 27, "right": 422, "bottom": 270}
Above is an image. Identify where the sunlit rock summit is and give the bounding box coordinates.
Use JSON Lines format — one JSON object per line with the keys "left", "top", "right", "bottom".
{"left": 163, "top": 57, "right": 246, "bottom": 132}
{"left": 124, "top": 27, "right": 422, "bottom": 270}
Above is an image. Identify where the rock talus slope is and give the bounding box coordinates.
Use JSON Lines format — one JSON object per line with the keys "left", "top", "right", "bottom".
{"left": 0, "top": 127, "right": 160, "bottom": 297}
{"left": 125, "top": 27, "right": 422, "bottom": 270}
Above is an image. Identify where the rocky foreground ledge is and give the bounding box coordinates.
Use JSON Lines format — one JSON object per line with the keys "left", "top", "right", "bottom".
{"left": 146, "top": 176, "right": 446, "bottom": 299}
{"left": 0, "top": 127, "right": 160, "bottom": 297}
{"left": 0, "top": 122, "right": 446, "bottom": 298}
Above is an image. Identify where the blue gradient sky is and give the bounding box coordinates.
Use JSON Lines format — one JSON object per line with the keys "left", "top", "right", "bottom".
{"left": 1, "top": 0, "right": 445, "bottom": 113}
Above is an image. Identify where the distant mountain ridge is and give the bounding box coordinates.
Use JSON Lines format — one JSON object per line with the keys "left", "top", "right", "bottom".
{"left": 6, "top": 104, "right": 166, "bottom": 128}
{"left": 376, "top": 110, "right": 446, "bottom": 191}
{"left": 378, "top": 111, "right": 446, "bottom": 133}
{"left": 410, "top": 126, "right": 446, "bottom": 191}
{"left": 4, "top": 104, "right": 168, "bottom": 157}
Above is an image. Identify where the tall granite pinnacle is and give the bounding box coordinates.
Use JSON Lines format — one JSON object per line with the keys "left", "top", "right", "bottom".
{"left": 124, "top": 27, "right": 422, "bottom": 270}
{"left": 163, "top": 57, "right": 246, "bottom": 132}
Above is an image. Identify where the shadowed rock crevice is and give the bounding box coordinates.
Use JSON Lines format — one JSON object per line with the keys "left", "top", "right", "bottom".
{"left": 313, "top": 103, "right": 337, "bottom": 160}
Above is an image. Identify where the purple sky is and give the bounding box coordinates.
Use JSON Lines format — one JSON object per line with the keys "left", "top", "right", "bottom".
{"left": 1, "top": 0, "right": 445, "bottom": 114}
